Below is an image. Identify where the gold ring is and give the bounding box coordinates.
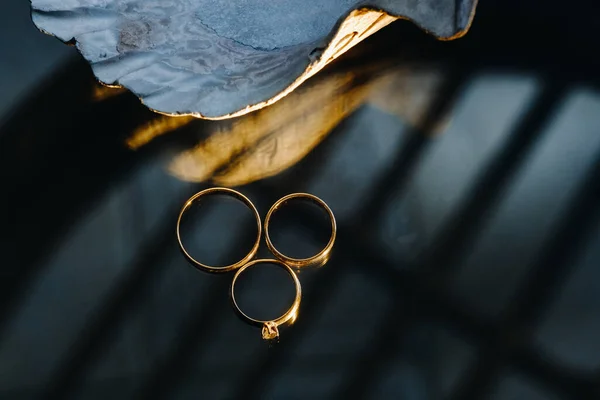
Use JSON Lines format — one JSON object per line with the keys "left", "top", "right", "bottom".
{"left": 264, "top": 193, "right": 336, "bottom": 268}
{"left": 230, "top": 259, "right": 301, "bottom": 341}
{"left": 176, "top": 187, "right": 261, "bottom": 273}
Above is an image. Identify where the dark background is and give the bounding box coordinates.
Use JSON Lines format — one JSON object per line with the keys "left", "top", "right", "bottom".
{"left": 1, "top": 0, "right": 600, "bottom": 399}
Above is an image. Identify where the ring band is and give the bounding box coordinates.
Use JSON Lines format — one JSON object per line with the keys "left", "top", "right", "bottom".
{"left": 264, "top": 193, "right": 336, "bottom": 268}
{"left": 176, "top": 187, "right": 261, "bottom": 273}
{"left": 230, "top": 259, "right": 302, "bottom": 340}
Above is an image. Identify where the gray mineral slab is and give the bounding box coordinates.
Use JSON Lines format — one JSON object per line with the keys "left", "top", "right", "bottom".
{"left": 31, "top": 0, "right": 477, "bottom": 118}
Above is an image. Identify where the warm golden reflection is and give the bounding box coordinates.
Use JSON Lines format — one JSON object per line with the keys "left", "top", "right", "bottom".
{"left": 126, "top": 63, "right": 443, "bottom": 186}
{"left": 91, "top": 83, "right": 127, "bottom": 101}
{"left": 127, "top": 116, "right": 195, "bottom": 149}
{"left": 230, "top": 259, "right": 302, "bottom": 341}
{"left": 264, "top": 193, "right": 336, "bottom": 269}
{"left": 170, "top": 70, "right": 379, "bottom": 185}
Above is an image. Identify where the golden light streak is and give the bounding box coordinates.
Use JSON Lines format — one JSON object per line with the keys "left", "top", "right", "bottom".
{"left": 166, "top": 61, "right": 442, "bottom": 185}
{"left": 91, "top": 82, "right": 127, "bottom": 101}
{"left": 167, "top": 70, "right": 376, "bottom": 184}
{"left": 126, "top": 62, "right": 447, "bottom": 187}
{"left": 211, "top": 74, "right": 383, "bottom": 186}
{"left": 126, "top": 115, "right": 196, "bottom": 149}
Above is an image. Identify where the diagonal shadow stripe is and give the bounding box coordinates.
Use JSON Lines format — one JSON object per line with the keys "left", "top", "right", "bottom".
{"left": 0, "top": 67, "right": 150, "bottom": 337}
{"left": 229, "top": 68, "right": 468, "bottom": 400}
{"left": 42, "top": 185, "right": 208, "bottom": 400}
{"left": 318, "top": 68, "right": 469, "bottom": 399}
{"left": 334, "top": 80, "right": 579, "bottom": 400}
{"left": 450, "top": 153, "right": 600, "bottom": 400}
{"left": 418, "top": 81, "right": 569, "bottom": 277}
{"left": 132, "top": 220, "right": 259, "bottom": 400}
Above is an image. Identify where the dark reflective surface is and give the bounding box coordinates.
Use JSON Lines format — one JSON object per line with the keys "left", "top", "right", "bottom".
{"left": 1, "top": 0, "right": 600, "bottom": 399}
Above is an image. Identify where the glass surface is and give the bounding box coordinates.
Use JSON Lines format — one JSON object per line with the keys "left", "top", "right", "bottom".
{"left": 1, "top": 1, "right": 600, "bottom": 399}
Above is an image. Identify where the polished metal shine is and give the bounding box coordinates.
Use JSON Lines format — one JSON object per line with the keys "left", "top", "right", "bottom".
{"left": 230, "top": 259, "right": 302, "bottom": 341}
{"left": 176, "top": 187, "right": 262, "bottom": 273}
{"left": 265, "top": 193, "right": 337, "bottom": 269}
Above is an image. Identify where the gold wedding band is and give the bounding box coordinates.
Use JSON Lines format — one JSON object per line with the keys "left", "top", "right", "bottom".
{"left": 264, "top": 193, "right": 336, "bottom": 268}
{"left": 176, "top": 187, "right": 261, "bottom": 273}
{"left": 230, "top": 259, "right": 302, "bottom": 341}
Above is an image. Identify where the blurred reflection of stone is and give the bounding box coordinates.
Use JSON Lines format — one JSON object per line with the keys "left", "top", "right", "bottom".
{"left": 123, "top": 63, "right": 445, "bottom": 187}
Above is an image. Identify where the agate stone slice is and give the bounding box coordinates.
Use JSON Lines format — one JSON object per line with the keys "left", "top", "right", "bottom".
{"left": 31, "top": 0, "right": 477, "bottom": 119}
